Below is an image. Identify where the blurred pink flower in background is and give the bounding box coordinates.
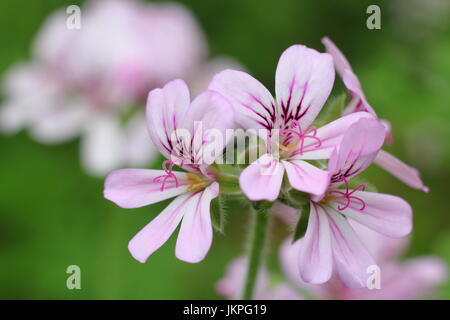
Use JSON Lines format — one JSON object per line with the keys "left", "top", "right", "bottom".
{"left": 218, "top": 223, "right": 446, "bottom": 300}
{"left": 216, "top": 258, "right": 302, "bottom": 300}
{"left": 280, "top": 223, "right": 447, "bottom": 300}
{"left": 0, "top": 0, "right": 242, "bottom": 176}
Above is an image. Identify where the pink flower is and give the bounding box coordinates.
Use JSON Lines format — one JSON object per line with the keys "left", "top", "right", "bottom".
{"left": 322, "top": 37, "right": 428, "bottom": 192}
{"left": 297, "top": 118, "right": 412, "bottom": 288}
{"left": 104, "top": 79, "right": 234, "bottom": 263}
{"left": 281, "top": 223, "right": 447, "bottom": 299}
{"left": 209, "top": 45, "right": 374, "bottom": 201}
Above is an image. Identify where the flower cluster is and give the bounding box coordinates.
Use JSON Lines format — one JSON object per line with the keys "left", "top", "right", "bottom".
{"left": 103, "top": 36, "right": 439, "bottom": 299}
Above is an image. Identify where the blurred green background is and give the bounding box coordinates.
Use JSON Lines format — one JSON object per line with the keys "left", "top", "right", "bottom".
{"left": 0, "top": 0, "right": 449, "bottom": 299}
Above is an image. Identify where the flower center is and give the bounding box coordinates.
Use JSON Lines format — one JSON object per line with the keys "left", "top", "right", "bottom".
{"left": 153, "top": 160, "right": 179, "bottom": 191}
{"left": 279, "top": 120, "right": 322, "bottom": 157}
{"left": 325, "top": 179, "right": 366, "bottom": 211}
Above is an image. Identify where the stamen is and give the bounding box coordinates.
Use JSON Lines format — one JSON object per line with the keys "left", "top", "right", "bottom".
{"left": 327, "top": 179, "right": 366, "bottom": 211}
{"left": 280, "top": 120, "right": 322, "bottom": 156}
{"left": 153, "top": 160, "right": 179, "bottom": 191}
{"left": 186, "top": 173, "right": 206, "bottom": 191}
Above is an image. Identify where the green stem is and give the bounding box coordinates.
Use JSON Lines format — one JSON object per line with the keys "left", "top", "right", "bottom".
{"left": 242, "top": 202, "right": 270, "bottom": 300}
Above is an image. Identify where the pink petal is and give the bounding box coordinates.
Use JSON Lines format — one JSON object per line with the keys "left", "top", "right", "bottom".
{"left": 327, "top": 207, "right": 376, "bottom": 288}
{"left": 331, "top": 191, "right": 412, "bottom": 238}
{"left": 298, "top": 203, "right": 333, "bottom": 284}
{"left": 275, "top": 45, "right": 335, "bottom": 130}
{"left": 104, "top": 168, "right": 190, "bottom": 208}
{"left": 147, "top": 79, "right": 234, "bottom": 167}
{"left": 296, "top": 112, "right": 375, "bottom": 160}
{"left": 183, "top": 90, "right": 234, "bottom": 165}
{"left": 282, "top": 159, "right": 329, "bottom": 197}
{"left": 146, "top": 79, "right": 191, "bottom": 160}
{"left": 349, "top": 221, "right": 409, "bottom": 263}
{"left": 321, "top": 37, "right": 377, "bottom": 116}
{"left": 175, "top": 182, "right": 219, "bottom": 263}
{"left": 208, "top": 69, "right": 276, "bottom": 135}
{"left": 341, "top": 69, "right": 377, "bottom": 116}
{"left": 321, "top": 37, "right": 352, "bottom": 76}
{"left": 374, "top": 149, "right": 429, "bottom": 192}
{"left": 328, "top": 118, "right": 386, "bottom": 184}
{"left": 239, "top": 154, "right": 284, "bottom": 201}
{"left": 128, "top": 192, "right": 195, "bottom": 263}
{"left": 280, "top": 237, "right": 327, "bottom": 299}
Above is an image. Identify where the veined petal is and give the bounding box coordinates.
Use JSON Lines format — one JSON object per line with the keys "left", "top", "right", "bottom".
{"left": 328, "top": 118, "right": 385, "bottom": 184}
{"left": 275, "top": 45, "right": 335, "bottom": 130}
{"left": 239, "top": 154, "right": 284, "bottom": 201}
{"left": 331, "top": 191, "right": 412, "bottom": 238}
{"left": 208, "top": 69, "right": 276, "bottom": 133}
{"left": 104, "top": 169, "right": 190, "bottom": 208}
{"left": 282, "top": 159, "right": 329, "bottom": 197}
{"left": 147, "top": 79, "right": 234, "bottom": 168}
{"left": 128, "top": 192, "right": 195, "bottom": 263}
{"left": 175, "top": 182, "right": 219, "bottom": 263}
{"left": 374, "top": 150, "right": 429, "bottom": 192}
{"left": 298, "top": 203, "right": 333, "bottom": 284}
{"left": 327, "top": 207, "right": 376, "bottom": 288}
{"left": 295, "top": 112, "right": 374, "bottom": 160}
{"left": 182, "top": 90, "right": 234, "bottom": 166}
{"left": 146, "top": 79, "right": 191, "bottom": 160}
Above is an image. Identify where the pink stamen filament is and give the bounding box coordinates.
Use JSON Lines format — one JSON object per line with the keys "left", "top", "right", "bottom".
{"left": 280, "top": 120, "right": 322, "bottom": 156}
{"left": 153, "top": 160, "right": 179, "bottom": 192}
{"left": 327, "top": 179, "right": 366, "bottom": 211}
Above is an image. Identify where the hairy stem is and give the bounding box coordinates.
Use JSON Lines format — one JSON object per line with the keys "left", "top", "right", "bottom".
{"left": 242, "top": 202, "right": 270, "bottom": 300}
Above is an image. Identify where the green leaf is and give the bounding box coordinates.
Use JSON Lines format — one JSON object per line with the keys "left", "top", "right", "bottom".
{"left": 292, "top": 202, "right": 310, "bottom": 242}
{"left": 210, "top": 195, "right": 226, "bottom": 233}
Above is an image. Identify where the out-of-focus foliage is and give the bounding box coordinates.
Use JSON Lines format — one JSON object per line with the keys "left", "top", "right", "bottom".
{"left": 0, "top": 0, "right": 449, "bottom": 298}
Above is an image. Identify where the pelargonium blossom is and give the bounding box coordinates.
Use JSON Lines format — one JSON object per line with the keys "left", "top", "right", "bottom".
{"left": 297, "top": 118, "right": 412, "bottom": 288}
{"left": 209, "top": 45, "right": 373, "bottom": 201}
{"left": 281, "top": 223, "right": 447, "bottom": 300}
{"left": 104, "top": 79, "right": 234, "bottom": 263}
{"left": 322, "top": 37, "right": 428, "bottom": 192}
